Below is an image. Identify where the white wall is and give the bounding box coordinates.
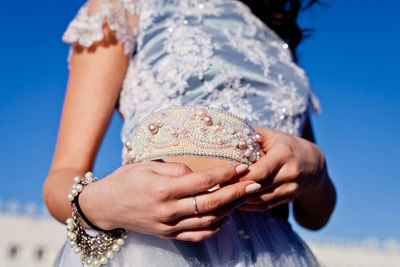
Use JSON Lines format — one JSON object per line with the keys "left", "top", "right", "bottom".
{"left": 0, "top": 210, "right": 399, "bottom": 267}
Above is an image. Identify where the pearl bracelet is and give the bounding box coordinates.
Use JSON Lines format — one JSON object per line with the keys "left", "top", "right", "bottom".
{"left": 66, "top": 172, "right": 127, "bottom": 267}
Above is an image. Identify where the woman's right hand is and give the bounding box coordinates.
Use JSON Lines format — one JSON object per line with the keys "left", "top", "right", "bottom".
{"left": 79, "top": 161, "right": 260, "bottom": 242}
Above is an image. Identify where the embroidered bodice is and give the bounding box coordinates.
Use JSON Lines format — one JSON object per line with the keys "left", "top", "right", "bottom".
{"left": 63, "top": 0, "right": 320, "bottom": 158}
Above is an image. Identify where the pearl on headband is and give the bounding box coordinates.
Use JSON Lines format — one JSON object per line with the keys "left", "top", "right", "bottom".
{"left": 123, "top": 106, "right": 263, "bottom": 165}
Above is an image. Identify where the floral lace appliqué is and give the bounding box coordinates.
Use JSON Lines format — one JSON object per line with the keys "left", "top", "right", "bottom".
{"left": 62, "top": 0, "right": 141, "bottom": 55}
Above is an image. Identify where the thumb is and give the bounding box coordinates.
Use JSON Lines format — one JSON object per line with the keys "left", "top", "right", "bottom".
{"left": 146, "top": 160, "right": 194, "bottom": 177}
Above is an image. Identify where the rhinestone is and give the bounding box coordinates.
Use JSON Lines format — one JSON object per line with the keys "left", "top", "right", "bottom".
{"left": 282, "top": 43, "right": 289, "bottom": 49}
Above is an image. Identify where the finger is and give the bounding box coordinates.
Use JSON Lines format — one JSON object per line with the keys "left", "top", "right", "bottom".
{"left": 238, "top": 197, "right": 291, "bottom": 212}
{"left": 240, "top": 147, "right": 284, "bottom": 183}
{"left": 146, "top": 161, "right": 193, "bottom": 177}
{"left": 245, "top": 182, "right": 299, "bottom": 205}
{"left": 175, "top": 180, "right": 260, "bottom": 217}
{"left": 165, "top": 217, "right": 230, "bottom": 242}
{"left": 171, "top": 163, "right": 249, "bottom": 197}
{"left": 164, "top": 198, "right": 243, "bottom": 233}
{"left": 255, "top": 163, "right": 300, "bottom": 192}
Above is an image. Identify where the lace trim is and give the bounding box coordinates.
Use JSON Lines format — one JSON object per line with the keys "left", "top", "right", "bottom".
{"left": 62, "top": 0, "right": 140, "bottom": 55}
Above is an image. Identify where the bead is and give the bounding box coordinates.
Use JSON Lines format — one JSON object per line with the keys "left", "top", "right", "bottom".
{"left": 70, "top": 241, "right": 77, "bottom": 247}
{"left": 112, "top": 244, "right": 120, "bottom": 252}
{"left": 231, "top": 139, "right": 239, "bottom": 147}
{"left": 127, "top": 151, "right": 137, "bottom": 161}
{"left": 71, "top": 189, "right": 78, "bottom": 197}
{"left": 67, "top": 194, "right": 74, "bottom": 202}
{"left": 148, "top": 123, "right": 159, "bottom": 134}
{"left": 244, "top": 149, "right": 254, "bottom": 158}
{"left": 106, "top": 251, "right": 114, "bottom": 259}
{"left": 100, "top": 256, "right": 108, "bottom": 265}
{"left": 66, "top": 218, "right": 74, "bottom": 225}
{"left": 124, "top": 141, "right": 132, "bottom": 150}
{"left": 85, "top": 172, "right": 93, "bottom": 179}
{"left": 93, "top": 259, "right": 100, "bottom": 267}
{"left": 125, "top": 106, "right": 263, "bottom": 166}
{"left": 75, "top": 184, "right": 83, "bottom": 192}
{"left": 204, "top": 115, "right": 213, "bottom": 126}
{"left": 116, "top": 238, "right": 125, "bottom": 246}
{"left": 86, "top": 258, "right": 92, "bottom": 265}
{"left": 254, "top": 134, "right": 262, "bottom": 142}
{"left": 66, "top": 224, "right": 74, "bottom": 231}
{"left": 74, "top": 246, "right": 82, "bottom": 254}
{"left": 67, "top": 232, "right": 77, "bottom": 241}
{"left": 156, "top": 119, "right": 163, "bottom": 127}
{"left": 73, "top": 176, "right": 81, "bottom": 184}
{"left": 197, "top": 110, "right": 205, "bottom": 118}
{"left": 198, "top": 3, "right": 204, "bottom": 9}
{"left": 85, "top": 176, "right": 93, "bottom": 183}
{"left": 237, "top": 140, "right": 247, "bottom": 149}
{"left": 282, "top": 43, "right": 289, "bottom": 49}
{"left": 249, "top": 153, "right": 257, "bottom": 162}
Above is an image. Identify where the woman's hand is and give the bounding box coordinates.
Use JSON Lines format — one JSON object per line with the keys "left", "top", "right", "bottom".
{"left": 238, "top": 126, "right": 326, "bottom": 212}
{"left": 80, "top": 161, "right": 260, "bottom": 242}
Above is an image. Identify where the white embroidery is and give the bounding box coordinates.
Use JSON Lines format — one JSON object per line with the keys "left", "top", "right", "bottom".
{"left": 62, "top": 0, "right": 141, "bottom": 55}
{"left": 62, "top": 0, "right": 320, "bottom": 143}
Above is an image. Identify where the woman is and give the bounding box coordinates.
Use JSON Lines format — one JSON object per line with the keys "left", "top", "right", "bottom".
{"left": 43, "top": 0, "right": 336, "bottom": 266}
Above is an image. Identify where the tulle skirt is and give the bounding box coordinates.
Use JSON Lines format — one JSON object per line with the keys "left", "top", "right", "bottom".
{"left": 55, "top": 210, "right": 319, "bottom": 267}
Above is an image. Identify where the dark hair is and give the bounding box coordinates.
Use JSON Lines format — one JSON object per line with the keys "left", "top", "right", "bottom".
{"left": 240, "top": 0, "right": 318, "bottom": 62}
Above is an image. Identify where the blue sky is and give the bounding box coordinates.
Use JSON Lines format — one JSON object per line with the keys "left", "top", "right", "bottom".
{"left": 0, "top": 0, "right": 399, "bottom": 241}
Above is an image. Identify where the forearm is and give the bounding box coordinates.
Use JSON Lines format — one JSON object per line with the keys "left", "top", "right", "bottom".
{"left": 43, "top": 168, "right": 86, "bottom": 224}
{"left": 292, "top": 166, "right": 336, "bottom": 230}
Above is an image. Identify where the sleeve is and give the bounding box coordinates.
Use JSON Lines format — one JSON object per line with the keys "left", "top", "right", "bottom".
{"left": 62, "top": 0, "right": 141, "bottom": 56}
{"left": 307, "top": 89, "right": 322, "bottom": 115}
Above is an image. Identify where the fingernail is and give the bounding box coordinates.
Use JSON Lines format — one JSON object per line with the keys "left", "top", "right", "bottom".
{"left": 245, "top": 183, "right": 261, "bottom": 194}
{"left": 236, "top": 164, "right": 249, "bottom": 175}
{"left": 235, "top": 197, "right": 247, "bottom": 207}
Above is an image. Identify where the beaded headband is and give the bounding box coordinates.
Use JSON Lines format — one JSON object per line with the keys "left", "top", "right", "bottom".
{"left": 124, "top": 106, "right": 262, "bottom": 165}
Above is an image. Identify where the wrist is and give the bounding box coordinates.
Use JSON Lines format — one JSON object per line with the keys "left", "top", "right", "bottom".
{"left": 66, "top": 172, "right": 128, "bottom": 266}
{"left": 79, "top": 179, "right": 116, "bottom": 231}
{"left": 308, "top": 143, "right": 327, "bottom": 191}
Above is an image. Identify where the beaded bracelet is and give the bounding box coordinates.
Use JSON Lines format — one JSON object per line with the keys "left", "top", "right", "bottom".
{"left": 66, "top": 172, "right": 127, "bottom": 267}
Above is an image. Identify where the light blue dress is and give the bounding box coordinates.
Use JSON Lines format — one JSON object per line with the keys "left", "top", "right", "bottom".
{"left": 57, "top": 0, "right": 321, "bottom": 266}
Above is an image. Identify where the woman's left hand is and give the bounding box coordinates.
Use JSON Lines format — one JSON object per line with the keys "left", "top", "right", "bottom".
{"left": 238, "top": 126, "right": 326, "bottom": 211}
